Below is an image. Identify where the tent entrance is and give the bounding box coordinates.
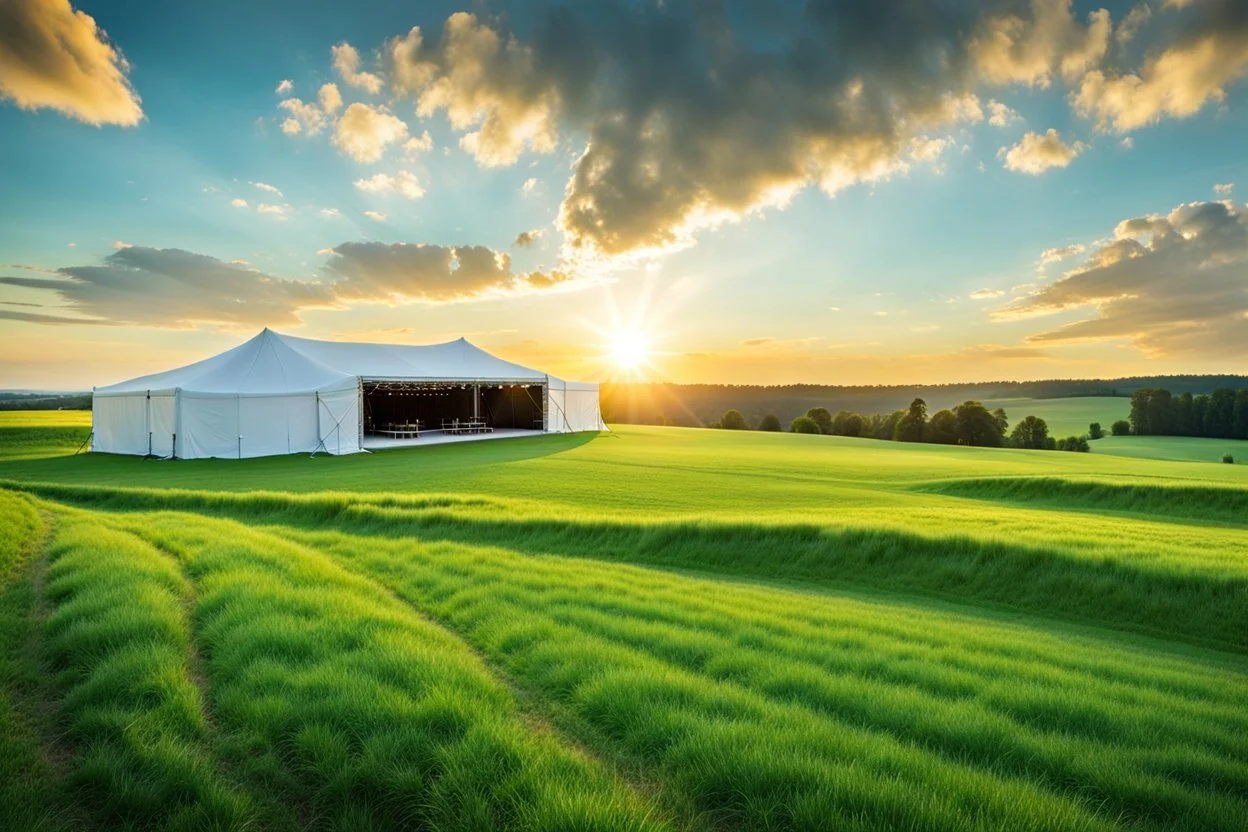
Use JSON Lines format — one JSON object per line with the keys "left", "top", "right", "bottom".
{"left": 362, "top": 380, "right": 546, "bottom": 440}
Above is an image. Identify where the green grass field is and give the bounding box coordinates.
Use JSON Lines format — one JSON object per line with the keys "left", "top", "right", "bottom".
{"left": 1, "top": 410, "right": 1246, "bottom": 830}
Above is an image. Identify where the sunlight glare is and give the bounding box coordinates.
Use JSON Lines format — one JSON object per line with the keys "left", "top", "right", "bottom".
{"left": 609, "top": 330, "right": 651, "bottom": 371}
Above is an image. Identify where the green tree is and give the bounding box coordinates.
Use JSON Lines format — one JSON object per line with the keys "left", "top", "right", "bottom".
{"left": 925, "top": 409, "right": 958, "bottom": 444}
{"left": 1088, "top": 422, "right": 1104, "bottom": 440}
{"left": 1110, "top": 419, "right": 1130, "bottom": 436}
{"left": 842, "top": 413, "right": 865, "bottom": 437}
{"left": 830, "top": 410, "right": 855, "bottom": 435}
{"left": 1009, "top": 415, "right": 1050, "bottom": 449}
{"left": 894, "top": 398, "right": 926, "bottom": 442}
{"left": 791, "top": 415, "right": 822, "bottom": 434}
{"left": 1056, "top": 435, "right": 1091, "bottom": 452}
{"left": 757, "top": 413, "right": 781, "bottom": 432}
{"left": 1206, "top": 388, "right": 1237, "bottom": 438}
{"left": 806, "top": 407, "right": 834, "bottom": 435}
{"left": 719, "top": 409, "right": 747, "bottom": 430}
{"left": 875, "top": 410, "right": 905, "bottom": 440}
{"left": 1235, "top": 390, "right": 1248, "bottom": 440}
{"left": 953, "top": 401, "right": 1006, "bottom": 447}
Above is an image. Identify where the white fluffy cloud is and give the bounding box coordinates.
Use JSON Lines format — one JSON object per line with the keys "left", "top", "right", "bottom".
{"left": 1001, "top": 128, "right": 1086, "bottom": 174}
{"left": 278, "top": 96, "right": 328, "bottom": 136}
{"left": 331, "top": 102, "right": 408, "bottom": 163}
{"left": 331, "top": 42, "right": 383, "bottom": 94}
{"left": 1214, "top": 182, "right": 1234, "bottom": 195}
{"left": 0, "top": 0, "right": 143, "bottom": 126}
{"left": 1001, "top": 200, "right": 1248, "bottom": 357}
{"left": 970, "top": 288, "right": 1006, "bottom": 300}
{"left": 318, "top": 82, "right": 342, "bottom": 113}
{"left": 970, "top": 0, "right": 1110, "bottom": 88}
{"left": 403, "top": 129, "right": 433, "bottom": 157}
{"left": 986, "top": 99, "right": 1021, "bottom": 126}
{"left": 252, "top": 181, "right": 282, "bottom": 196}
{"left": 1073, "top": 21, "right": 1248, "bottom": 132}
{"left": 230, "top": 198, "right": 248, "bottom": 208}
{"left": 363, "top": 210, "right": 386, "bottom": 222}
{"left": 275, "top": 79, "right": 293, "bottom": 95}
{"left": 386, "top": 17, "right": 559, "bottom": 167}
{"left": 1039, "top": 242, "right": 1086, "bottom": 264}
{"left": 353, "top": 170, "right": 425, "bottom": 199}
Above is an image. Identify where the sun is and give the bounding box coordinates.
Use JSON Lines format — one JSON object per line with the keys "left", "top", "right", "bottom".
{"left": 607, "top": 329, "right": 651, "bottom": 372}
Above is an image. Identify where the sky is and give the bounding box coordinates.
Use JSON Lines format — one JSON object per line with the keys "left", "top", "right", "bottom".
{"left": 1, "top": 0, "right": 1246, "bottom": 389}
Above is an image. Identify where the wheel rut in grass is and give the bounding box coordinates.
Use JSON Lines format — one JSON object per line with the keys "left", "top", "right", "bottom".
{"left": 313, "top": 532, "right": 695, "bottom": 830}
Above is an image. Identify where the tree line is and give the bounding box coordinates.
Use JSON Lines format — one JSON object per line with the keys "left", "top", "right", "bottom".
{"left": 1128, "top": 388, "right": 1248, "bottom": 439}
{"left": 716, "top": 399, "right": 1093, "bottom": 452}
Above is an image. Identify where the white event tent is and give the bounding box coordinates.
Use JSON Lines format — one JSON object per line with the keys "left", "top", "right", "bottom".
{"left": 92, "top": 329, "right": 606, "bottom": 459}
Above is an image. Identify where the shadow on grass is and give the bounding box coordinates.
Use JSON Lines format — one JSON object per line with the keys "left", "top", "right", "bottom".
{"left": 9, "top": 481, "right": 1247, "bottom": 655}
{"left": 922, "top": 477, "right": 1248, "bottom": 527}
{"left": 0, "top": 429, "right": 599, "bottom": 489}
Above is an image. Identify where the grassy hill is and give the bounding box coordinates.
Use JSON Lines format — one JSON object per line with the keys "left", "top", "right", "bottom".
{"left": 1, "top": 411, "right": 1246, "bottom": 830}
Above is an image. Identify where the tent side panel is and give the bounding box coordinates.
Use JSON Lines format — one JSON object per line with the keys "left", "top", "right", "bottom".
{"left": 565, "top": 388, "right": 607, "bottom": 432}
{"left": 239, "top": 396, "right": 299, "bottom": 458}
{"left": 92, "top": 394, "right": 149, "bottom": 455}
{"left": 545, "top": 383, "right": 568, "bottom": 433}
{"left": 317, "top": 386, "right": 362, "bottom": 455}
{"left": 180, "top": 394, "right": 242, "bottom": 459}
{"left": 149, "top": 393, "right": 176, "bottom": 458}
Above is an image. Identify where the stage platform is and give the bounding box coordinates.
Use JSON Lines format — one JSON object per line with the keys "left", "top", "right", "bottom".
{"left": 361, "top": 428, "right": 541, "bottom": 451}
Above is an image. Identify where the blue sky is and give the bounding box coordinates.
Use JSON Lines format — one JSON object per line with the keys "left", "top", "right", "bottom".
{"left": 1, "top": 0, "right": 1246, "bottom": 388}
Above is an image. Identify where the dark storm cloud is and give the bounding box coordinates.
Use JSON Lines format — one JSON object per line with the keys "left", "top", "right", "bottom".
{"left": 0, "top": 246, "right": 335, "bottom": 328}
{"left": 322, "top": 241, "right": 571, "bottom": 302}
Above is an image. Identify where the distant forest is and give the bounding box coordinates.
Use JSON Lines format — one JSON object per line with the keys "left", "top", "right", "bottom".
{"left": 600, "top": 376, "right": 1248, "bottom": 429}
{"left": 0, "top": 392, "right": 92, "bottom": 411}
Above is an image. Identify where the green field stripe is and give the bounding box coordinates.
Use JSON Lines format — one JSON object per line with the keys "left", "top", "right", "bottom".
{"left": 11, "top": 480, "right": 1247, "bottom": 651}
{"left": 114, "top": 510, "right": 671, "bottom": 832}
{"left": 0, "top": 494, "right": 80, "bottom": 832}
{"left": 293, "top": 526, "right": 1248, "bottom": 832}
{"left": 41, "top": 513, "right": 256, "bottom": 830}
{"left": 921, "top": 477, "right": 1248, "bottom": 527}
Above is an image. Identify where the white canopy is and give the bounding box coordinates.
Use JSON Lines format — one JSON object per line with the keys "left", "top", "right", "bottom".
{"left": 93, "top": 329, "right": 605, "bottom": 459}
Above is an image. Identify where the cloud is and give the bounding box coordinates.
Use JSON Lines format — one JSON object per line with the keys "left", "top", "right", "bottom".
{"left": 1000, "top": 199, "right": 1248, "bottom": 357}
{"left": 1073, "top": 3, "right": 1248, "bottom": 133}
{"left": 513, "top": 229, "right": 543, "bottom": 247}
{"left": 0, "top": 0, "right": 143, "bottom": 126}
{"left": 230, "top": 198, "right": 248, "bottom": 208}
{"left": 318, "top": 82, "right": 342, "bottom": 113}
{"left": 1119, "top": 136, "right": 1134, "bottom": 149}
{"left": 1001, "top": 128, "right": 1086, "bottom": 174}
{"left": 386, "top": 16, "right": 560, "bottom": 166}
{"left": 520, "top": 177, "right": 538, "bottom": 195}
{"left": 986, "top": 98, "right": 1021, "bottom": 126}
{"left": 1039, "top": 242, "right": 1086, "bottom": 264}
{"left": 252, "top": 181, "right": 282, "bottom": 196}
{"left": 275, "top": 79, "right": 293, "bottom": 95}
{"left": 403, "top": 129, "right": 433, "bottom": 157}
{"left": 970, "top": 288, "right": 1006, "bottom": 299}
{"left": 331, "top": 102, "right": 408, "bottom": 163}
{"left": 1214, "top": 182, "right": 1234, "bottom": 195}
{"left": 1115, "top": 4, "right": 1152, "bottom": 47}
{"left": 331, "top": 42, "right": 383, "bottom": 94}
{"left": 112, "top": 240, "right": 131, "bottom": 250}
{"left": 322, "top": 241, "right": 573, "bottom": 302}
{"left": 256, "top": 203, "right": 289, "bottom": 218}
{"left": 908, "top": 135, "right": 955, "bottom": 164}
{"left": 957, "top": 344, "right": 1050, "bottom": 359}
{"left": 278, "top": 97, "right": 328, "bottom": 136}
{"left": 320, "top": 207, "right": 341, "bottom": 217}
{"left": 363, "top": 210, "right": 387, "bottom": 222}
{"left": 354, "top": 170, "right": 424, "bottom": 199}
{"left": 970, "top": 0, "right": 1111, "bottom": 88}
{"left": 0, "top": 246, "right": 334, "bottom": 327}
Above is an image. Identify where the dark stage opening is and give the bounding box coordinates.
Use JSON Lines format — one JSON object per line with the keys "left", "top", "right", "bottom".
{"left": 363, "top": 381, "right": 545, "bottom": 436}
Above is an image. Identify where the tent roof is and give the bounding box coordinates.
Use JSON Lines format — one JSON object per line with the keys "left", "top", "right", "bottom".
{"left": 96, "top": 329, "right": 558, "bottom": 396}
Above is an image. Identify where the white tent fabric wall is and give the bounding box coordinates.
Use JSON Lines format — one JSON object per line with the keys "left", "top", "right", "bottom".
{"left": 92, "top": 329, "right": 604, "bottom": 459}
